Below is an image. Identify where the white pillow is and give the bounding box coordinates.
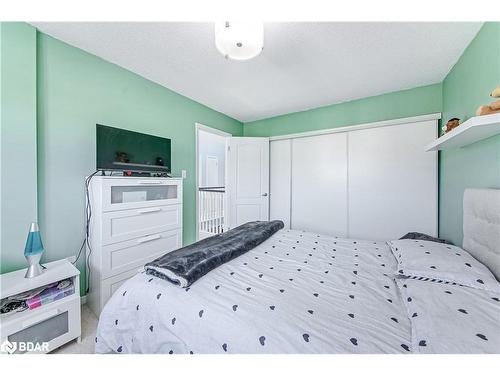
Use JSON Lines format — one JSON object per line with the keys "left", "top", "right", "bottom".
{"left": 388, "top": 239, "right": 499, "bottom": 291}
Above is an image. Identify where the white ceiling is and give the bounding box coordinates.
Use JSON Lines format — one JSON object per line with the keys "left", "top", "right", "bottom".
{"left": 31, "top": 22, "right": 482, "bottom": 122}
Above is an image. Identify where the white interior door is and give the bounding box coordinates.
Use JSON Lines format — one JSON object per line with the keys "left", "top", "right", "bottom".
{"left": 291, "top": 133, "right": 348, "bottom": 236}
{"left": 228, "top": 137, "right": 269, "bottom": 229}
{"left": 348, "top": 120, "right": 437, "bottom": 240}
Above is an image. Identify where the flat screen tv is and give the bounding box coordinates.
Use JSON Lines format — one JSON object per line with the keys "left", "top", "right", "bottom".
{"left": 96, "top": 124, "right": 171, "bottom": 173}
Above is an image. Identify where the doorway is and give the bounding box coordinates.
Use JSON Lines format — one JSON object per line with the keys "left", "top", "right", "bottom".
{"left": 195, "top": 124, "right": 231, "bottom": 240}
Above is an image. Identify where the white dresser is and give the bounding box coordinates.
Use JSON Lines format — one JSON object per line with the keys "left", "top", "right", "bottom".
{"left": 87, "top": 176, "right": 183, "bottom": 316}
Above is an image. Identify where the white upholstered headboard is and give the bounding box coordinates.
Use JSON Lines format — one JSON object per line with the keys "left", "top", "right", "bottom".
{"left": 463, "top": 188, "right": 500, "bottom": 280}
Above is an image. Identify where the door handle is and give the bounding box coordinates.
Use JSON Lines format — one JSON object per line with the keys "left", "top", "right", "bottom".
{"left": 262, "top": 193, "right": 268, "bottom": 197}
{"left": 138, "top": 180, "right": 163, "bottom": 185}
{"left": 138, "top": 208, "right": 162, "bottom": 214}
{"left": 137, "top": 234, "right": 161, "bottom": 243}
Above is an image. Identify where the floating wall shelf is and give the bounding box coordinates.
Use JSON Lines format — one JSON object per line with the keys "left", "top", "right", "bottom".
{"left": 425, "top": 113, "right": 500, "bottom": 151}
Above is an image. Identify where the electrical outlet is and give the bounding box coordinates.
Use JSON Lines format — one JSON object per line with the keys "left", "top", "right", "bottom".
{"left": 181, "top": 170, "right": 187, "bottom": 179}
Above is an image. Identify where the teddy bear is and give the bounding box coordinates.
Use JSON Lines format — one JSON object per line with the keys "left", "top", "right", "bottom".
{"left": 475, "top": 85, "right": 500, "bottom": 116}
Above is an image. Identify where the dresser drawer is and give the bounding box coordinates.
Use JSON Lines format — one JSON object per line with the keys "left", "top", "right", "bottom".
{"left": 1, "top": 295, "right": 81, "bottom": 353}
{"left": 101, "top": 228, "right": 182, "bottom": 278}
{"left": 102, "top": 178, "right": 182, "bottom": 212}
{"left": 102, "top": 204, "right": 181, "bottom": 245}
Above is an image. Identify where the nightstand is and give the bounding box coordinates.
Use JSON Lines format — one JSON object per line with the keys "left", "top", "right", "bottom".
{"left": 0, "top": 259, "right": 81, "bottom": 354}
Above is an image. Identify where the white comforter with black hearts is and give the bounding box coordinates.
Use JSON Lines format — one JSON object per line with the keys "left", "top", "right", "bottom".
{"left": 396, "top": 278, "right": 500, "bottom": 353}
{"left": 94, "top": 229, "right": 500, "bottom": 354}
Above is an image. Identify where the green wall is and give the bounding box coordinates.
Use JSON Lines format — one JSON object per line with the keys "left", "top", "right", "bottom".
{"left": 37, "top": 32, "right": 243, "bottom": 294}
{"left": 1, "top": 23, "right": 243, "bottom": 295}
{"left": 440, "top": 22, "right": 500, "bottom": 246}
{"left": 0, "top": 23, "right": 38, "bottom": 273}
{"left": 244, "top": 83, "right": 443, "bottom": 137}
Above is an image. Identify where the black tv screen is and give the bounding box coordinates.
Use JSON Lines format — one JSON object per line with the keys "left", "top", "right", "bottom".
{"left": 96, "top": 124, "right": 171, "bottom": 173}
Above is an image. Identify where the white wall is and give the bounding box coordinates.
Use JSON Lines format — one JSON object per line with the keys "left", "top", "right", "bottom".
{"left": 198, "top": 131, "right": 226, "bottom": 187}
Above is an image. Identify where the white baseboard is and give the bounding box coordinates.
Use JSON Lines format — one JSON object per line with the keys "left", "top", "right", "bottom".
{"left": 80, "top": 295, "right": 87, "bottom": 305}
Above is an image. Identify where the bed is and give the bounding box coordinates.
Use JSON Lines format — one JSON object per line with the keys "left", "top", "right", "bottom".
{"left": 95, "top": 189, "right": 500, "bottom": 354}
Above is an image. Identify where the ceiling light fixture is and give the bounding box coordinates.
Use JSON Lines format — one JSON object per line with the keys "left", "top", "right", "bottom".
{"left": 214, "top": 22, "right": 264, "bottom": 61}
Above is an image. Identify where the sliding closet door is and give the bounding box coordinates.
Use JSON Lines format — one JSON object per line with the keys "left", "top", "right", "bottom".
{"left": 270, "top": 139, "right": 291, "bottom": 228}
{"left": 348, "top": 120, "right": 437, "bottom": 240}
{"left": 291, "top": 133, "right": 348, "bottom": 236}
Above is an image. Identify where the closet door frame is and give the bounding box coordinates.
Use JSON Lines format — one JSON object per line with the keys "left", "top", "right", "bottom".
{"left": 269, "top": 113, "right": 440, "bottom": 239}
{"left": 270, "top": 113, "right": 441, "bottom": 141}
{"left": 269, "top": 139, "right": 292, "bottom": 228}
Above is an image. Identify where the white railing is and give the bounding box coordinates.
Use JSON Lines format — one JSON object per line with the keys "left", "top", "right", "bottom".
{"left": 199, "top": 187, "right": 225, "bottom": 238}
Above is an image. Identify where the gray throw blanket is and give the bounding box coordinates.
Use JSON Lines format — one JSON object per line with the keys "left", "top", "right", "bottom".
{"left": 399, "top": 232, "right": 453, "bottom": 245}
{"left": 145, "top": 220, "right": 284, "bottom": 287}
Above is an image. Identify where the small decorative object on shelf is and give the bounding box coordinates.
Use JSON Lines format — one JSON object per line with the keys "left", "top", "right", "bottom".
{"left": 491, "top": 86, "right": 500, "bottom": 98}
{"left": 442, "top": 117, "right": 461, "bottom": 135}
{"left": 425, "top": 112, "right": 500, "bottom": 152}
{"left": 475, "top": 85, "right": 500, "bottom": 116}
{"left": 115, "top": 151, "right": 130, "bottom": 163}
{"left": 24, "top": 222, "right": 44, "bottom": 278}
{"left": 155, "top": 156, "right": 165, "bottom": 166}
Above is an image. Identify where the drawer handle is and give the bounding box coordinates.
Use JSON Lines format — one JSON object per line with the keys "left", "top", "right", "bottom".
{"left": 138, "top": 180, "right": 164, "bottom": 185}
{"left": 138, "top": 208, "right": 162, "bottom": 214}
{"left": 137, "top": 234, "right": 161, "bottom": 243}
